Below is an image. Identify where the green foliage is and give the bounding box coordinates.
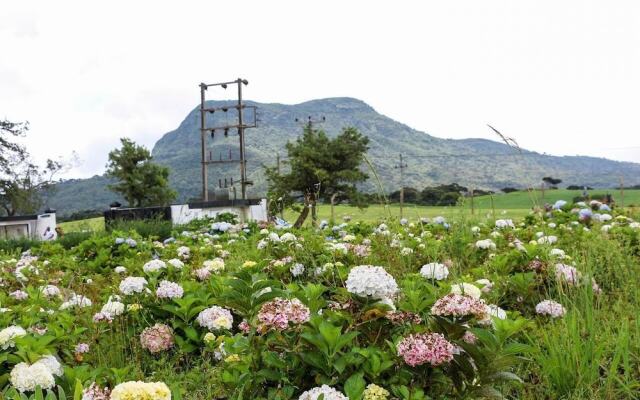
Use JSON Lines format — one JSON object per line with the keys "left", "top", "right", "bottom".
{"left": 105, "top": 138, "right": 176, "bottom": 207}
{"left": 264, "top": 126, "right": 370, "bottom": 225}
{"left": 0, "top": 237, "right": 38, "bottom": 253}
{"left": 106, "top": 218, "right": 173, "bottom": 239}
{"left": 0, "top": 200, "right": 638, "bottom": 399}
{"left": 0, "top": 119, "right": 65, "bottom": 216}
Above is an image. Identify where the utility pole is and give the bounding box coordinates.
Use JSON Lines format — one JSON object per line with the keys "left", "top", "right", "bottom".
{"left": 296, "top": 115, "right": 326, "bottom": 131}
{"left": 199, "top": 78, "right": 257, "bottom": 201}
{"left": 394, "top": 153, "right": 408, "bottom": 218}
{"left": 199, "top": 84, "right": 207, "bottom": 200}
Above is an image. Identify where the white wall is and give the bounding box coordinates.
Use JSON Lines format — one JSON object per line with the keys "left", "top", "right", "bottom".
{"left": 170, "top": 200, "right": 267, "bottom": 226}
{"left": 36, "top": 213, "right": 57, "bottom": 240}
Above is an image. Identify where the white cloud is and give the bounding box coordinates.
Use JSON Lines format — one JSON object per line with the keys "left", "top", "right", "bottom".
{"left": 1, "top": 0, "right": 639, "bottom": 179}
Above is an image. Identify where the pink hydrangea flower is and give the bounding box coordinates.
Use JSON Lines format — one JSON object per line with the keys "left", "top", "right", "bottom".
{"left": 535, "top": 300, "right": 566, "bottom": 318}
{"left": 462, "top": 331, "right": 477, "bottom": 344}
{"left": 140, "top": 323, "right": 175, "bottom": 353}
{"left": 397, "top": 332, "right": 456, "bottom": 367}
{"left": 257, "top": 298, "right": 310, "bottom": 331}
{"left": 430, "top": 293, "right": 487, "bottom": 319}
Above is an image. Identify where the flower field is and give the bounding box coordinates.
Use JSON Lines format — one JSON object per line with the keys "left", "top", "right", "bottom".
{"left": 2, "top": 200, "right": 640, "bottom": 399}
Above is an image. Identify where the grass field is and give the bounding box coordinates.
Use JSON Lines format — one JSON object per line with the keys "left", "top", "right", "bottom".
{"left": 465, "top": 188, "right": 640, "bottom": 209}
{"left": 58, "top": 189, "right": 640, "bottom": 233}
{"left": 58, "top": 217, "right": 105, "bottom": 233}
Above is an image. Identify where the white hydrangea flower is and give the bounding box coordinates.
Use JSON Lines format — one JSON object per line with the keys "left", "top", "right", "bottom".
{"left": 298, "top": 385, "right": 348, "bottom": 400}
{"left": 0, "top": 325, "right": 27, "bottom": 349}
{"left": 420, "top": 263, "right": 449, "bottom": 280}
{"left": 549, "top": 248, "right": 566, "bottom": 259}
{"left": 433, "top": 216, "right": 446, "bottom": 225}
{"left": 101, "top": 301, "right": 125, "bottom": 317}
{"left": 114, "top": 266, "right": 127, "bottom": 274}
{"left": 10, "top": 362, "right": 55, "bottom": 393}
{"left": 40, "top": 285, "right": 60, "bottom": 299}
{"left": 345, "top": 265, "right": 398, "bottom": 300}
{"left": 481, "top": 304, "right": 507, "bottom": 325}
{"left": 35, "top": 355, "right": 63, "bottom": 377}
{"left": 196, "top": 306, "right": 233, "bottom": 331}
{"left": 280, "top": 232, "right": 297, "bottom": 242}
{"left": 59, "top": 293, "right": 92, "bottom": 310}
{"left": 450, "top": 283, "right": 482, "bottom": 299}
{"left": 119, "top": 277, "right": 148, "bottom": 295}
{"left": 535, "top": 300, "right": 566, "bottom": 318}
{"left": 177, "top": 246, "right": 191, "bottom": 259}
{"left": 142, "top": 259, "right": 166, "bottom": 274}
{"left": 156, "top": 280, "right": 184, "bottom": 299}
{"left": 342, "top": 234, "right": 356, "bottom": 242}
{"left": 537, "top": 235, "right": 558, "bottom": 245}
{"left": 290, "top": 263, "right": 305, "bottom": 277}
{"left": 203, "top": 258, "right": 225, "bottom": 274}
{"left": 475, "top": 239, "right": 496, "bottom": 250}
{"left": 328, "top": 243, "right": 348, "bottom": 255}
{"left": 495, "top": 219, "right": 514, "bottom": 229}
{"left": 167, "top": 258, "right": 184, "bottom": 269}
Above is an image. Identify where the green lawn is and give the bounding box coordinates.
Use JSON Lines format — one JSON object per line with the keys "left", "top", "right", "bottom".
{"left": 57, "top": 189, "right": 639, "bottom": 232}
{"left": 466, "top": 188, "right": 638, "bottom": 209}
{"left": 58, "top": 217, "right": 105, "bottom": 233}
{"left": 284, "top": 204, "right": 530, "bottom": 226}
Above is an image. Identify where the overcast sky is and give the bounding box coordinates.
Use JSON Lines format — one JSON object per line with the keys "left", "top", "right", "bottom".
{"left": 2, "top": 1, "right": 639, "bottom": 179}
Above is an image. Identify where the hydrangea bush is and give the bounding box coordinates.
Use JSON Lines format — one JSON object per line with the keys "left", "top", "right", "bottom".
{"left": 0, "top": 205, "right": 637, "bottom": 399}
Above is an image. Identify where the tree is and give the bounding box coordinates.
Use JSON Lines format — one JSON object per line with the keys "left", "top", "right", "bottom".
{"left": 541, "top": 176, "right": 562, "bottom": 198}
{"left": 501, "top": 187, "right": 519, "bottom": 193}
{"left": 265, "top": 126, "right": 369, "bottom": 227}
{"left": 390, "top": 187, "right": 419, "bottom": 203}
{"left": 0, "top": 119, "right": 68, "bottom": 216}
{"left": 542, "top": 176, "right": 562, "bottom": 187}
{"left": 106, "top": 138, "right": 176, "bottom": 207}
{"left": 0, "top": 119, "right": 29, "bottom": 174}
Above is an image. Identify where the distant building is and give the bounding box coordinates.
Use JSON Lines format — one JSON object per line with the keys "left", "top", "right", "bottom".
{"left": 0, "top": 212, "right": 57, "bottom": 240}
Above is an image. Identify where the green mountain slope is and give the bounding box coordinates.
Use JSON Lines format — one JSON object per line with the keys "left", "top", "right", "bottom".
{"left": 48, "top": 97, "right": 640, "bottom": 216}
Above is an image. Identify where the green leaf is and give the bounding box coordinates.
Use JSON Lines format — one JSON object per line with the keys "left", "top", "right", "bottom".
{"left": 35, "top": 386, "right": 44, "bottom": 400}
{"left": 184, "top": 326, "right": 200, "bottom": 342}
{"left": 344, "top": 372, "right": 366, "bottom": 400}
{"left": 487, "top": 371, "right": 523, "bottom": 384}
{"left": 318, "top": 321, "right": 341, "bottom": 352}
{"left": 74, "top": 379, "right": 84, "bottom": 400}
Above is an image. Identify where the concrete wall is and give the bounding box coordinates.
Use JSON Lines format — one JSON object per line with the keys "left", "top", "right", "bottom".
{"left": 0, "top": 213, "right": 57, "bottom": 240}
{"left": 170, "top": 199, "right": 267, "bottom": 226}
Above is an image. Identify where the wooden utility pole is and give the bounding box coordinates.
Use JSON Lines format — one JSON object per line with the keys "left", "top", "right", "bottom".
{"left": 198, "top": 78, "right": 256, "bottom": 201}
{"left": 394, "top": 153, "right": 408, "bottom": 219}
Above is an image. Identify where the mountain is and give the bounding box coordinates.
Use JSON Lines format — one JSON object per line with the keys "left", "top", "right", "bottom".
{"left": 48, "top": 97, "right": 640, "bottom": 216}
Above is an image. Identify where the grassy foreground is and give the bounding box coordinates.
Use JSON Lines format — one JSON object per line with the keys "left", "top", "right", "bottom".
{"left": 58, "top": 188, "right": 640, "bottom": 233}
{"left": 2, "top": 202, "right": 639, "bottom": 399}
